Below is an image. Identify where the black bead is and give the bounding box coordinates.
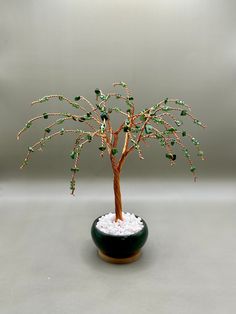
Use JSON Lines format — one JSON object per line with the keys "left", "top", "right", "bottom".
{"left": 43, "top": 113, "right": 48, "bottom": 119}
{"left": 100, "top": 112, "right": 108, "bottom": 120}
{"left": 74, "top": 96, "right": 81, "bottom": 101}
{"left": 95, "top": 88, "right": 101, "bottom": 95}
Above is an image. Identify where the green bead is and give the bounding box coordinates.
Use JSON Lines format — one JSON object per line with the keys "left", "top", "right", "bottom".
{"left": 181, "top": 110, "right": 187, "bottom": 116}
{"left": 60, "top": 128, "right": 65, "bottom": 135}
{"left": 168, "top": 127, "right": 177, "bottom": 133}
{"left": 164, "top": 97, "right": 168, "bottom": 104}
{"left": 95, "top": 89, "right": 101, "bottom": 95}
{"left": 58, "top": 96, "right": 63, "bottom": 101}
{"left": 116, "top": 94, "right": 121, "bottom": 99}
{"left": 152, "top": 117, "right": 163, "bottom": 124}
{"left": 184, "top": 149, "right": 190, "bottom": 158}
{"left": 72, "top": 103, "right": 80, "bottom": 109}
{"left": 126, "top": 108, "right": 131, "bottom": 113}
{"left": 194, "top": 119, "right": 202, "bottom": 126}
{"left": 176, "top": 100, "right": 185, "bottom": 105}
{"left": 25, "top": 122, "right": 32, "bottom": 128}
{"left": 74, "top": 96, "right": 81, "bottom": 101}
{"left": 190, "top": 166, "right": 196, "bottom": 172}
{"left": 100, "top": 112, "right": 108, "bottom": 120}
{"left": 197, "top": 150, "right": 204, "bottom": 156}
{"left": 86, "top": 134, "right": 92, "bottom": 142}
{"left": 162, "top": 106, "right": 170, "bottom": 112}
{"left": 28, "top": 146, "right": 34, "bottom": 152}
{"left": 156, "top": 134, "right": 163, "bottom": 139}
{"left": 100, "top": 94, "right": 107, "bottom": 100}
{"left": 182, "top": 131, "right": 186, "bottom": 137}
{"left": 145, "top": 124, "right": 153, "bottom": 134}
{"left": 123, "top": 126, "right": 131, "bottom": 132}
{"left": 39, "top": 97, "right": 49, "bottom": 103}
{"left": 160, "top": 139, "right": 166, "bottom": 147}
{"left": 100, "top": 124, "right": 105, "bottom": 133}
{"left": 175, "top": 120, "right": 183, "bottom": 127}
{"left": 171, "top": 139, "right": 175, "bottom": 146}
{"left": 166, "top": 153, "right": 176, "bottom": 160}
{"left": 98, "top": 146, "right": 106, "bottom": 151}
{"left": 111, "top": 148, "right": 118, "bottom": 155}
{"left": 191, "top": 137, "right": 200, "bottom": 145}
{"left": 120, "top": 81, "right": 127, "bottom": 87}
{"left": 140, "top": 114, "right": 146, "bottom": 122}
{"left": 70, "top": 151, "right": 76, "bottom": 159}
{"left": 56, "top": 118, "right": 65, "bottom": 124}
{"left": 45, "top": 128, "right": 51, "bottom": 133}
{"left": 71, "top": 167, "right": 79, "bottom": 172}
{"left": 43, "top": 113, "right": 48, "bottom": 119}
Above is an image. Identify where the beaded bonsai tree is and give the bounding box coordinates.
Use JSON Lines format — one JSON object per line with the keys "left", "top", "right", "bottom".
{"left": 17, "top": 82, "right": 205, "bottom": 222}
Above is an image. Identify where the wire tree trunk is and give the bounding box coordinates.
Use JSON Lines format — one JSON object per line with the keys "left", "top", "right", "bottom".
{"left": 113, "top": 167, "right": 123, "bottom": 221}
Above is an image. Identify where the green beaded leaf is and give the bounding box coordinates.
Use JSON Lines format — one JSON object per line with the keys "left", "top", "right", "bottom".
{"left": 166, "top": 153, "right": 176, "bottom": 161}
{"left": 100, "top": 112, "right": 108, "bottom": 121}
{"left": 26, "top": 122, "right": 32, "bottom": 128}
{"left": 56, "top": 118, "right": 65, "bottom": 124}
{"left": 145, "top": 124, "right": 153, "bottom": 134}
{"left": 70, "top": 151, "right": 77, "bottom": 159}
{"left": 194, "top": 119, "right": 203, "bottom": 126}
{"left": 86, "top": 134, "right": 92, "bottom": 142}
{"left": 111, "top": 148, "right": 118, "bottom": 155}
{"left": 140, "top": 114, "right": 146, "bottom": 122}
{"left": 176, "top": 100, "right": 185, "bottom": 105}
{"left": 183, "top": 148, "right": 190, "bottom": 158}
{"left": 43, "top": 112, "right": 49, "bottom": 119}
{"left": 191, "top": 137, "right": 200, "bottom": 145}
{"left": 162, "top": 106, "right": 171, "bottom": 112}
{"left": 71, "top": 167, "right": 80, "bottom": 172}
{"left": 72, "top": 103, "right": 80, "bottom": 109}
{"left": 152, "top": 117, "right": 164, "bottom": 124}
{"left": 95, "top": 88, "right": 101, "bottom": 95}
{"left": 39, "top": 97, "right": 49, "bottom": 103}
{"left": 197, "top": 150, "right": 204, "bottom": 157}
{"left": 123, "top": 126, "right": 131, "bottom": 132}
{"left": 28, "top": 146, "right": 34, "bottom": 152}
{"left": 175, "top": 120, "right": 183, "bottom": 127}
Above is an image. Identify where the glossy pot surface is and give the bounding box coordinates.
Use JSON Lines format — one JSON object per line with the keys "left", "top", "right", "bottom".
{"left": 91, "top": 214, "right": 148, "bottom": 258}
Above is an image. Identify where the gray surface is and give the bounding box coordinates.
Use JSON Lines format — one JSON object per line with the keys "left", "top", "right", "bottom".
{"left": 1, "top": 0, "right": 236, "bottom": 179}
{"left": 0, "top": 179, "right": 236, "bottom": 314}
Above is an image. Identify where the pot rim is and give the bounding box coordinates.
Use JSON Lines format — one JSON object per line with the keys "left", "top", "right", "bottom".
{"left": 92, "top": 212, "right": 148, "bottom": 238}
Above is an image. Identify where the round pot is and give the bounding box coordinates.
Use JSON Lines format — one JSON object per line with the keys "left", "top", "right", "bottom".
{"left": 91, "top": 214, "right": 148, "bottom": 264}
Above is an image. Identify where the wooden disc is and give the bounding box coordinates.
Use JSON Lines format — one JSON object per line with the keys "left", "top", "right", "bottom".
{"left": 98, "top": 250, "right": 141, "bottom": 264}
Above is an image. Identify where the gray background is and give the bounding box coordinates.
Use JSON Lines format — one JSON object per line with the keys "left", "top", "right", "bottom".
{"left": 0, "top": 0, "right": 236, "bottom": 313}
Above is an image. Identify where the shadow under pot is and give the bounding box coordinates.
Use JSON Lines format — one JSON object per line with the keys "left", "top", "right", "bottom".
{"left": 91, "top": 214, "right": 148, "bottom": 264}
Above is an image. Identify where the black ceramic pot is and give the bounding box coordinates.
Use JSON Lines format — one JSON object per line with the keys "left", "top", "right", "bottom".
{"left": 91, "top": 214, "right": 148, "bottom": 263}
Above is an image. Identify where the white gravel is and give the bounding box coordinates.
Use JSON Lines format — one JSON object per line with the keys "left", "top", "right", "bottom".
{"left": 96, "top": 212, "right": 144, "bottom": 236}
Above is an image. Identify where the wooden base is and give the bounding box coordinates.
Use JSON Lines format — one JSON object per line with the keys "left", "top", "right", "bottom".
{"left": 98, "top": 250, "right": 141, "bottom": 264}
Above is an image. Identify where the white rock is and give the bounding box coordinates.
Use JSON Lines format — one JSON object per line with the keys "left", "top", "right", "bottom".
{"left": 96, "top": 212, "right": 144, "bottom": 236}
